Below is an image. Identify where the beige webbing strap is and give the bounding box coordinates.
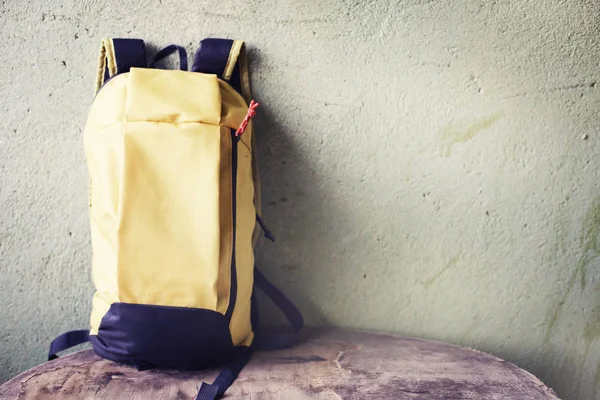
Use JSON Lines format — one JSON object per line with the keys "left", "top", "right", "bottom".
{"left": 95, "top": 39, "right": 117, "bottom": 94}
{"left": 223, "top": 40, "right": 242, "bottom": 81}
{"left": 223, "top": 40, "right": 252, "bottom": 104}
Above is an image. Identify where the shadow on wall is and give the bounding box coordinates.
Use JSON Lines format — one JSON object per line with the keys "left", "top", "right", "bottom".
{"left": 250, "top": 100, "right": 328, "bottom": 328}
{"left": 244, "top": 47, "right": 367, "bottom": 328}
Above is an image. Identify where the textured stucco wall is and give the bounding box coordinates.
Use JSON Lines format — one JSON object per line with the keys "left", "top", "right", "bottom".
{"left": 1, "top": 1, "right": 599, "bottom": 399}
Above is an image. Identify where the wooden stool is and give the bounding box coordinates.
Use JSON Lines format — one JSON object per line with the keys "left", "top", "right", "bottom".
{"left": 0, "top": 328, "right": 557, "bottom": 399}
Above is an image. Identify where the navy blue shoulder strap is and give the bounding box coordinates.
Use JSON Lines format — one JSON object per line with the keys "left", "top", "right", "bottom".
{"left": 191, "top": 38, "right": 251, "bottom": 103}
{"left": 95, "top": 38, "right": 147, "bottom": 93}
{"left": 252, "top": 267, "right": 305, "bottom": 350}
{"left": 47, "top": 329, "right": 90, "bottom": 360}
{"left": 195, "top": 267, "right": 304, "bottom": 400}
{"left": 196, "top": 349, "right": 252, "bottom": 400}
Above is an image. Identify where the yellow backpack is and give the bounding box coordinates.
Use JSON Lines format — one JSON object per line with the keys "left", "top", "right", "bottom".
{"left": 48, "top": 38, "right": 303, "bottom": 400}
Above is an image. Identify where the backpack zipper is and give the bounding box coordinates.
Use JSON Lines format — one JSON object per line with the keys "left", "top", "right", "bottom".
{"left": 225, "top": 130, "right": 238, "bottom": 321}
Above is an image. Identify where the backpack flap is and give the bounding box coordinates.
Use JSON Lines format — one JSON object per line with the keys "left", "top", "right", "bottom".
{"left": 125, "top": 68, "right": 221, "bottom": 124}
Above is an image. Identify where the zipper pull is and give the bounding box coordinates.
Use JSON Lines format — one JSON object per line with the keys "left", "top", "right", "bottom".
{"left": 235, "top": 100, "right": 259, "bottom": 139}
{"left": 256, "top": 214, "right": 275, "bottom": 242}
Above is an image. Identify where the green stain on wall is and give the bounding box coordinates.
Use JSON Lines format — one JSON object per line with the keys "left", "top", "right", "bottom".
{"left": 545, "top": 294, "right": 570, "bottom": 344}
{"left": 545, "top": 197, "right": 600, "bottom": 343}
{"left": 584, "top": 311, "right": 600, "bottom": 349}
{"left": 594, "top": 361, "right": 600, "bottom": 400}
{"left": 440, "top": 114, "right": 502, "bottom": 157}
{"left": 403, "top": 112, "right": 503, "bottom": 180}
{"left": 583, "top": 284, "right": 600, "bottom": 346}
{"left": 423, "top": 255, "right": 461, "bottom": 288}
{"left": 578, "top": 197, "right": 600, "bottom": 289}
{"left": 578, "top": 291, "right": 600, "bottom": 392}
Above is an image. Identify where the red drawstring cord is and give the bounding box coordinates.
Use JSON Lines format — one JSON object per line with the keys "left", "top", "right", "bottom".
{"left": 235, "top": 100, "right": 259, "bottom": 137}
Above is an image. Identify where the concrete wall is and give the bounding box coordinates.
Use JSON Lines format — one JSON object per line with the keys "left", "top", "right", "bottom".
{"left": 1, "top": 1, "right": 599, "bottom": 398}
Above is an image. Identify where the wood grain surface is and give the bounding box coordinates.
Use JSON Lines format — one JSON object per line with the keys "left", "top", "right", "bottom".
{"left": 0, "top": 328, "right": 559, "bottom": 399}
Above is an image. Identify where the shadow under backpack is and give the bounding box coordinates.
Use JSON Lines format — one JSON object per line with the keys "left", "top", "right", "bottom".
{"left": 49, "top": 38, "right": 304, "bottom": 400}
